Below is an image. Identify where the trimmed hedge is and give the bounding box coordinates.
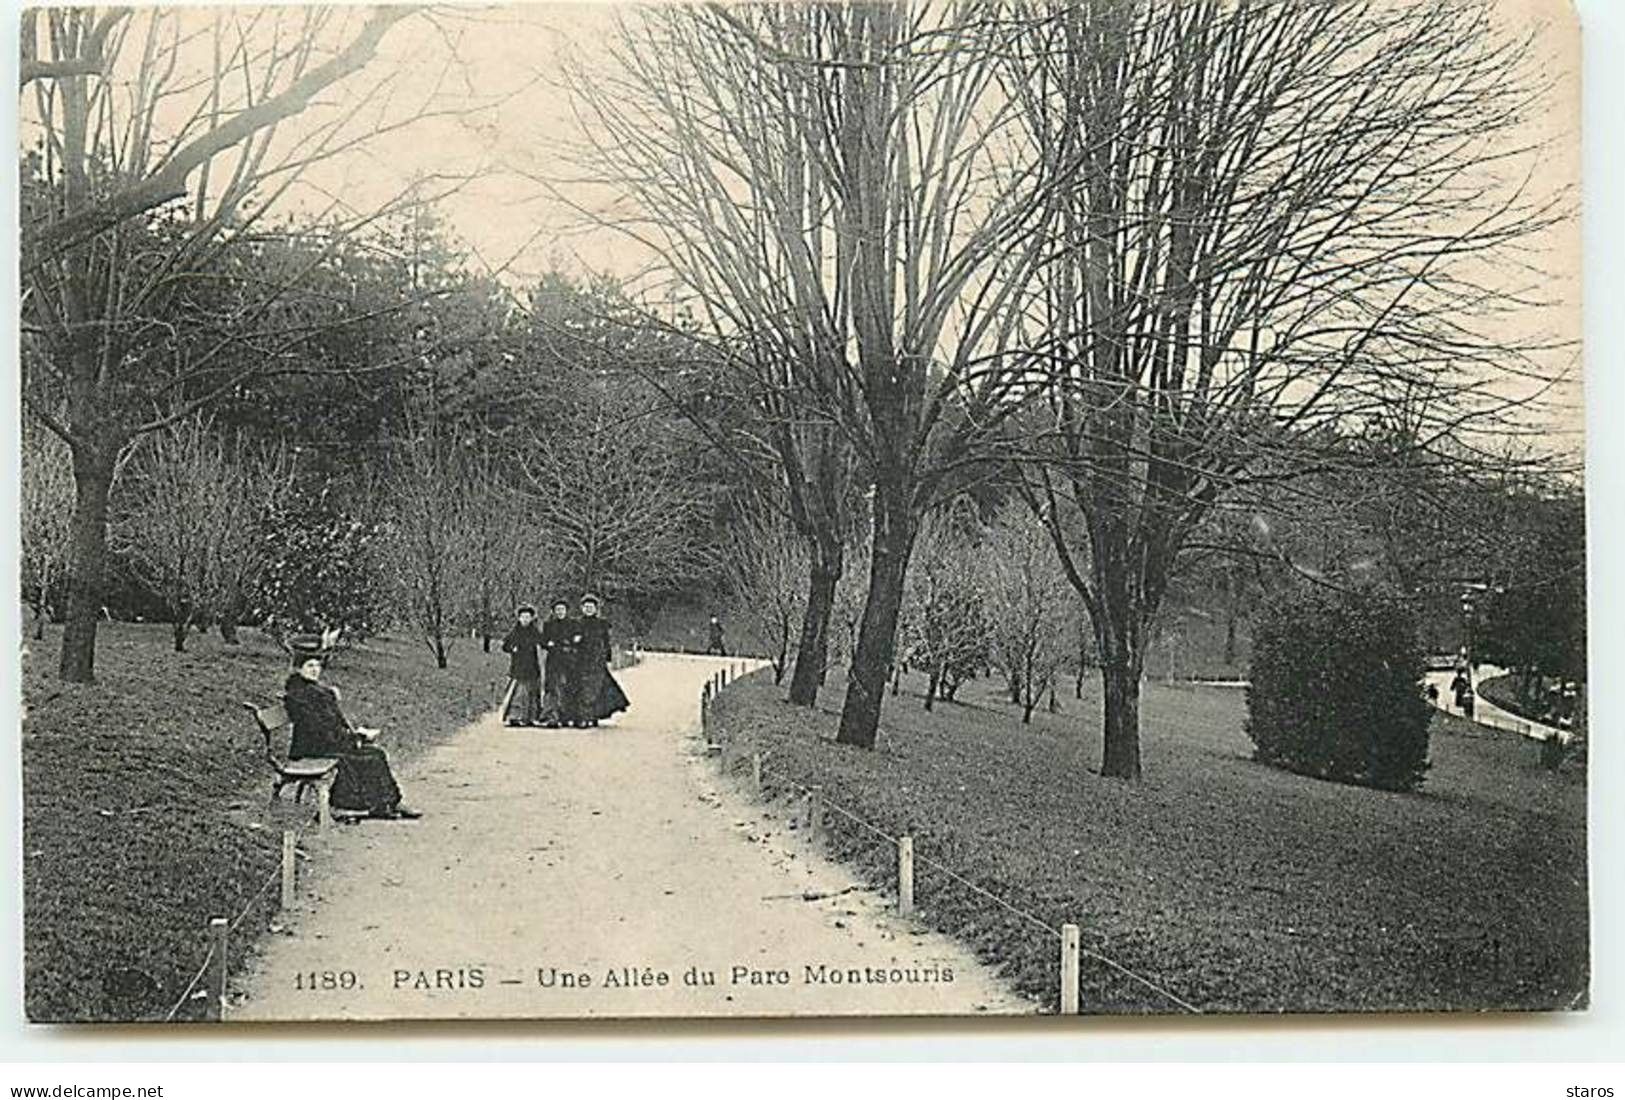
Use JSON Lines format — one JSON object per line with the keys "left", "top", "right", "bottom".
{"left": 1246, "top": 588, "right": 1432, "bottom": 792}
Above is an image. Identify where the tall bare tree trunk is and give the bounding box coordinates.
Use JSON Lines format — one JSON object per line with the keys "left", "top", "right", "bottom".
{"left": 836, "top": 486, "right": 915, "bottom": 749}
{"left": 58, "top": 444, "right": 116, "bottom": 683}
{"left": 787, "top": 540, "right": 841, "bottom": 707}
{"left": 1100, "top": 654, "right": 1143, "bottom": 779}
{"left": 773, "top": 612, "right": 790, "bottom": 685}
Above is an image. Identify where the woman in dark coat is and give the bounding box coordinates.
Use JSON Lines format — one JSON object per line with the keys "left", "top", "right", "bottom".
{"left": 284, "top": 655, "right": 420, "bottom": 819}
{"left": 501, "top": 606, "right": 545, "bottom": 727}
{"left": 539, "top": 599, "right": 575, "bottom": 728}
{"left": 565, "top": 594, "right": 630, "bottom": 728}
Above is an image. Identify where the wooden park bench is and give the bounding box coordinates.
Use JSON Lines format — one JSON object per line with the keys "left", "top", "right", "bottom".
{"left": 240, "top": 699, "right": 356, "bottom": 830}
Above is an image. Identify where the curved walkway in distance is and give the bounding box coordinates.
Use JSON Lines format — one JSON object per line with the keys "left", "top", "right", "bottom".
{"left": 1423, "top": 664, "right": 1568, "bottom": 743}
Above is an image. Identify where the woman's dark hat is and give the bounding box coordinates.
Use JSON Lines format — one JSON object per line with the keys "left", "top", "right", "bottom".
{"left": 286, "top": 634, "right": 325, "bottom": 663}
{"left": 580, "top": 592, "right": 601, "bottom": 605}
{"left": 517, "top": 605, "right": 536, "bottom": 617}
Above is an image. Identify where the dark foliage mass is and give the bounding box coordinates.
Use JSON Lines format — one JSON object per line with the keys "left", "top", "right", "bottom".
{"left": 253, "top": 481, "right": 391, "bottom": 642}
{"left": 1247, "top": 588, "right": 1433, "bottom": 793}
{"left": 1475, "top": 493, "right": 1586, "bottom": 686}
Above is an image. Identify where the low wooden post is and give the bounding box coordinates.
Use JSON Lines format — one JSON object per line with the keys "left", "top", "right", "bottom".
{"left": 208, "top": 917, "right": 229, "bottom": 1022}
{"left": 898, "top": 836, "right": 915, "bottom": 916}
{"left": 280, "top": 830, "right": 297, "bottom": 910}
{"left": 1060, "top": 923, "right": 1081, "bottom": 1015}
{"left": 314, "top": 781, "right": 330, "bottom": 834}
{"left": 751, "top": 752, "right": 763, "bottom": 796}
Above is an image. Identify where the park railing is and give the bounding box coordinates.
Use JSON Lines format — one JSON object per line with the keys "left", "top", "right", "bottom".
{"left": 697, "top": 662, "right": 1202, "bottom": 1017}
{"left": 157, "top": 815, "right": 318, "bottom": 1023}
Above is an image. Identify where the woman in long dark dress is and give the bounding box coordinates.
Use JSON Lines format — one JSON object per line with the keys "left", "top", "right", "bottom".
{"left": 539, "top": 599, "right": 575, "bottom": 728}
{"left": 565, "top": 594, "right": 629, "bottom": 728}
{"left": 284, "top": 655, "right": 421, "bottom": 819}
{"left": 501, "top": 605, "right": 545, "bottom": 727}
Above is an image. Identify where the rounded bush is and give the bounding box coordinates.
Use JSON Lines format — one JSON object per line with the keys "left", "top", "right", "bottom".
{"left": 1246, "top": 587, "right": 1432, "bottom": 792}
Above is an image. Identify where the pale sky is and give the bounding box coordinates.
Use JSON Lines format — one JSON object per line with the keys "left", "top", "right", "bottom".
{"left": 319, "top": 0, "right": 1586, "bottom": 447}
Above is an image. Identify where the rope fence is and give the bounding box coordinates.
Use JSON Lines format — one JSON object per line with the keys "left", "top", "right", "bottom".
{"left": 157, "top": 804, "right": 321, "bottom": 1023}
{"left": 700, "top": 661, "right": 1202, "bottom": 1017}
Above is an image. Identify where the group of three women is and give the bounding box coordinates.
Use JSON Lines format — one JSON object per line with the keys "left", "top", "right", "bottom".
{"left": 500, "top": 593, "right": 630, "bottom": 729}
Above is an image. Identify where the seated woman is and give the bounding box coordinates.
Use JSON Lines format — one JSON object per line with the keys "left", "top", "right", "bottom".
{"left": 283, "top": 653, "right": 421, "bottom": 820}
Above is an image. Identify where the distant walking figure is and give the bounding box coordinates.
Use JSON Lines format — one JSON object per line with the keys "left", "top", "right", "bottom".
{"left": 283, "top": 650, "right": 420, "bottom": 819}
{"left": 501, "top": 606, "right": 544, "bottom": 727}
{"left": 706, "top": 615, "right": 728, "bottom": 656}
{"left": 564, "top": 593, "right": 629, "bottom": 728}
{"left": 1451, "top": 670, "right": 1475, "bottom": 719}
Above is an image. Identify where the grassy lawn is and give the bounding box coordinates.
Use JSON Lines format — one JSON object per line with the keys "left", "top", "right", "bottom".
{"left": 21, "top": 622, "right": 506, "bottom": 1022}
{"left": 710, "top": 667, "right": 1587, "bottom": 1016}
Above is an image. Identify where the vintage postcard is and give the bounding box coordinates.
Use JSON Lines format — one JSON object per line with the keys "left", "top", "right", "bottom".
{"left": 16, "top": 0, "right": 1585, "bottom": 1024}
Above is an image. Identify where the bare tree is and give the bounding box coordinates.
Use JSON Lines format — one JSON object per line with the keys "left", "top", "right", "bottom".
{"left": 903, "top": 505, "right": 986, "bottom": 710}
{"left": 1006, "top": 0, "right": 1570, "bottom": 777}
{"left": 517, "top": 372, "right": 713, "bottom": 601}
{"left": 982, "top": 505, "right": 1073, "bottom": 723}
{"left": 559, "top": 3, "right": 1051, "bottom": 746}
{"left": 555, "top": 7, "right": 870, "bottom": 709}
{"left": 110, "top": 417, "right": 241, "bottom": 652}
{"left": 831, "top": 522, "right": 874, "bottom": 680}
{"left": 19, "top": 7, "right": 420, "bottom": 260}
{"left": 20, "top": 415, "right": 75, "bottom": 640}
{"left": 458, "top": 450, "right": 538, "bottom": 652}
{"left": 18, "top": 6, "right": 485, "bottom": 683}
{"left": 380, "top": 397, "right": 474, "bottom": 670}
{"left": 722, "top": 505, "right": 810, "bottom": 684}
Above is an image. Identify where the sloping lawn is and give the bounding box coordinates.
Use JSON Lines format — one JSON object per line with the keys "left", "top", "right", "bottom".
{"left": 21, "top": 623, "right": 504, "bottom": 1022}
{"left": 710, "top": 669, "right": 1587, "bottom": 1016}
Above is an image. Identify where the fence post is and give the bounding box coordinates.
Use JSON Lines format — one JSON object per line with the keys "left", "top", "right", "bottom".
{"left": 898, "top": 836, "right": 914, "bottom": 916}
{"left": 208, "top": 917, "right": 229, "bottom": 1022}
{"left": 314, "top": 782, "right": 330, "bottom": 834}
{"left": 751, "top": 752, "right": 763, "bottom": 797}
{"left": 1060, "top": 923, "right": 1081, "bottom": 1015}
{"left": 280, "top": 830, "right": 297, "bottom": 910}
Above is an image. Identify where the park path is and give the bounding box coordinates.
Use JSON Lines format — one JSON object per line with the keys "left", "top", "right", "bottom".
{"left": 1422, "top": 663, "right": 1567, "bottom": 742}
{"left": 233, "top": 653, "right": 1032, "bottom": 1020}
